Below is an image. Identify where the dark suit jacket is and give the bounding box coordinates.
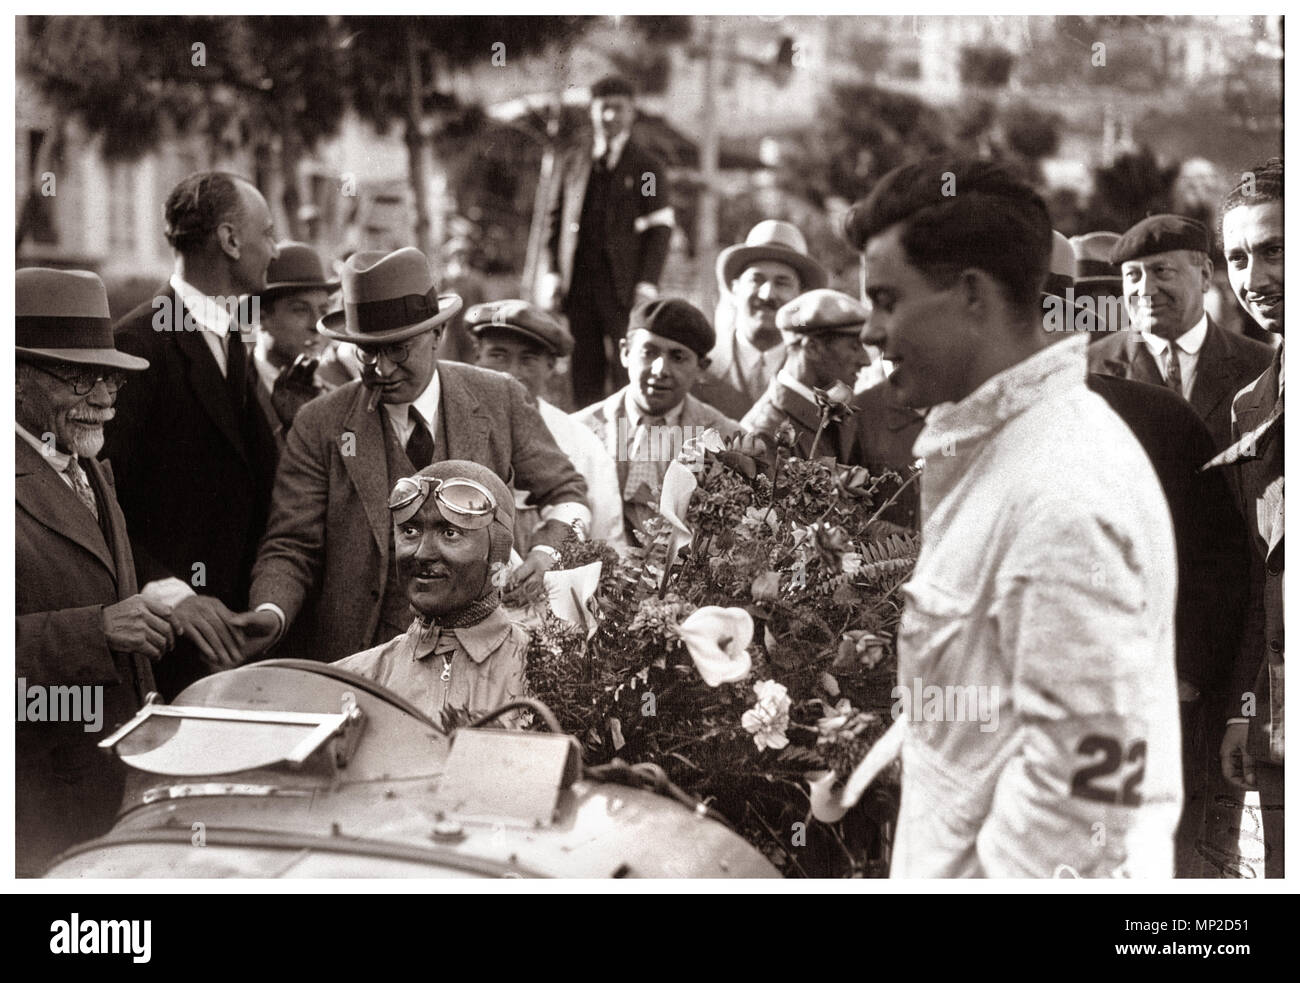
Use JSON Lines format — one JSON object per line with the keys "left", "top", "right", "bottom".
{"left": 16, "top": 440, "right": 155, "bottom": 876}
{"left": 1087, "top": 316, "right": 1273, "bottom": 451}
{"left": 543, "top": 138, "right": 673, "bottom": 310}
{"left": 1205, "top": 350, "right": 1283, "bottom": 763}
{"left": 102, "top": 286, "right": 278, "bottom": 696}
{"left": 1087, "top": 374, "right": 1250, "bottom": 697}
{"left": 249, "top": 363, "right": 589, "bottom": 663}
{"left": 741, "top": 376, "right": 856, "bottom": 463}
{"left": 850, "top": 383, "right": 925, "bottom": 530}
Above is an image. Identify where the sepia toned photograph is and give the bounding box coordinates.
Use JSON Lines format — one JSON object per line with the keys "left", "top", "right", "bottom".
{"left": 13, "top": 13, "right": 1284, "bottom": 888}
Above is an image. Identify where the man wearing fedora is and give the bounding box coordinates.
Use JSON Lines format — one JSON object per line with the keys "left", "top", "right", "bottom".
{"left": 238, "top": 247, "right": 590, "bottom": 665}
{"left": 741, "top": 289, "right": 872, "bottom": 463}
{"left": 540, "top": 74, "right": 675, "bottom": 408}
{"left": 1087, "top": 214, "right": 1272, "bottom": 452}
{"left": 16, "top": 268, "right": 175, "bottom": 874}
{"left": 466, "top": 299, "right": 626, "bottom": 552}
{"left": 693, "top": 220, "right": 828, "bottom": 422}
{"left": 575, "top": 298, "right": 740, "bottom": 544}
{"left": 252, "top": 241, "right": 351, "bottom": 441}
{"left": 103, "top": 170, "right": 282, "bottom": 699}
{"left": 1069, "top": 230, "right": 1127, "bottom": 338}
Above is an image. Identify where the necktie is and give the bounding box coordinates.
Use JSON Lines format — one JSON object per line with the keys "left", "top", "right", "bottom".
{"left": 624, "top": 416, "right": 668, "bottom": 504}
{"left": 65, "top": 457, "right": 99, "bottom": 521}
{"left": 407, "top": 411, "right": 435, "bottom": 470}
{"left": 227, "top": 330, "right": 248, "bottom": 410}
{"left": 1164, "top": 345, "right": 1184, "bottom": 397}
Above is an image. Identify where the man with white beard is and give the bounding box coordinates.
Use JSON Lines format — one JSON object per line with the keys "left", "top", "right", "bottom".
{"left": 15, "top": 268, "right": 184, "bottom": 875}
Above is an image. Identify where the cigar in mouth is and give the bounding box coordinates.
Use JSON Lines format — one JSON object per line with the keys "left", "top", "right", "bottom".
{"left": 366, "top": 385, "right": 383, "bottom": 413}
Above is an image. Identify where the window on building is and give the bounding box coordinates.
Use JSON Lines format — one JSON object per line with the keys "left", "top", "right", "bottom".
{"left": 25, "top": 129, "right": 59, "bottom": 245}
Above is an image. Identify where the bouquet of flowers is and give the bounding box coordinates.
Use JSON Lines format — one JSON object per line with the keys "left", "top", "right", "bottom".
{"left": 525, "top": 400, "right": 920, "bottom": 877}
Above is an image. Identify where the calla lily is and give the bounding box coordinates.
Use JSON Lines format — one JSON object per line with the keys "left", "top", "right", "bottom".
{"left": 658, "top": 459, "right": 698, "bottom": 572}
{"left": 543, "top": 561, "right": 603, "bottom": 639}
{"left": 807, "top": 770, "right": 850, "bottom": 823}
{"left": 677, "top": 606, "right": 753, "bottom": 687}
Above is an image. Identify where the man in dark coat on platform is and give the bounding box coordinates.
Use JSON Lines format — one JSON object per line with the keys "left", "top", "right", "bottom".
{"left": 16, "top": 268, "right": 170, "bottom": 875}
{"left": 540, "top": 74, "right": 675, "bottom": 408}
{"left": 102, "top": 171, "right": 281, "bottom": 699}
{"left": 1087, "top": 214, "right": 1272, "bottom": 451}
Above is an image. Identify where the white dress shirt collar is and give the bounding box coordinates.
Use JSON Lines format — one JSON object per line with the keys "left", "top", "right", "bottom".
{"left": 1140, "top": 311, "right": 1208, "bottom": 357}
{"left": 594, "top": 130, "right": 631, "bottom": 170}
{"left": 170, "top": 273, "right": 234, "bottom": 338}
{"left": 384, "top": 368, "right": 442, "bottom": 447}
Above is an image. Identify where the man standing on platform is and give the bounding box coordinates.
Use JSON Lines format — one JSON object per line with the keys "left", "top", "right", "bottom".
{"left": 541, "top": 74, "right": 675, "bottom": 408}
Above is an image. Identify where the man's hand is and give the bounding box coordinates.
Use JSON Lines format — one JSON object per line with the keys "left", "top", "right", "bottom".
{"left": 270, "top": 355, "right": 322, "bottom": 429}
{"left": 229, "top": 610, "right": 281, "bottom": 662}
{"left": 633, "top": 281, "right": 659, "bottom": 305}
{"left": 102, "top": 595, "right": 176, "bottom": 661}
{"left": 538, "top": 272, "right": 564, "bottom": 314}
{"left": 502, "top": 549, "right": 557, "bottom": 606}
{"left": 1220, "top": 720, "right": 1257, "bottom": 791}
{"left": 168, "top": 595, "right": 246, "bottom": 670}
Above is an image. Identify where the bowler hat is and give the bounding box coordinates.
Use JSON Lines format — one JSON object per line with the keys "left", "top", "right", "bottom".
{"left": 776, "top": 289, "right": 869, "bottom": 335}
{"left": 465, "top": 300, "right": 574, "bottom": 358}
{"left": 261, "top": 242, "right": 339, "bottom": 302}
{"left": 1111, "top": 214, "right": 1210, "bottom": 265}
{"left": 318, "top": 248, "right": 463, "bottom": 344}
{"left": 16, "top": 268, "right": 149, "bottom": 371}
{"left": 717, "top": 220, "right": 828, "bottom": 296}
{"left": 627, "top": 297, "right": 715, "bottom": 358}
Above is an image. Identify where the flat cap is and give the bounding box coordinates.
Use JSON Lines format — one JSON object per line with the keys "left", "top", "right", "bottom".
{"left": 465, "top": 299, "right": 573, "bottom": 358}
{"left": 1111, "top": 214, "right": 1210, "bottom": 265}
{"left": 776, "top": 289, "right": 869, "bottom": 335}
{"left": 626, "top": 297, "right": 715, "bottom": 358}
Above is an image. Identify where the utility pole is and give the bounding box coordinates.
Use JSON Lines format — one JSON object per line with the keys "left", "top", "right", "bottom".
{"left": 696, "top": 17, "right": 721, "bottom": 306}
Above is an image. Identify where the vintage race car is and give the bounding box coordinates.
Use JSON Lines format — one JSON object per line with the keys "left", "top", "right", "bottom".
{"left": 44, "top": 659, "right": 777, "bottom": 879}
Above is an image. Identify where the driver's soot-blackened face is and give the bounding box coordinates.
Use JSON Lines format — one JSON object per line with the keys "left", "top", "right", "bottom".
{"left": 393, "top": 497, "right": 490, "bottom": 618}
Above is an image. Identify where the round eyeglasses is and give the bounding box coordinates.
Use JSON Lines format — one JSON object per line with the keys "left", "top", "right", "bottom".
{"left": 388, "top": 475, "right": 497, "bottom": 528}
{"left": 356, "top": 341, "right": 413, "bottom": 366}
{"left": 33, "top": 364, "right": 128, "bottom": 396}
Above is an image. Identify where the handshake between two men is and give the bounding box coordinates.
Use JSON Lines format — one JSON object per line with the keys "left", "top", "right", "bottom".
{"left": 103, "top": 589, "right": 279, "bottom": 670}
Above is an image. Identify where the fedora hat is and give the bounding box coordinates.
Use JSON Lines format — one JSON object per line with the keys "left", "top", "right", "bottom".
{"left": 717, "top": 220, "right": 828, "bottom": 296}
{"left": 1070, "top": 231, "right": 1123, "bottom": 290}
{"left": 261, "top": 242, "right": 339, "bottom": 302}
{"left": 16, "top": 268, "right": 149, "bottom": 371}
{"left": 318, "top": 247, "right": 463, "bottom": 344}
